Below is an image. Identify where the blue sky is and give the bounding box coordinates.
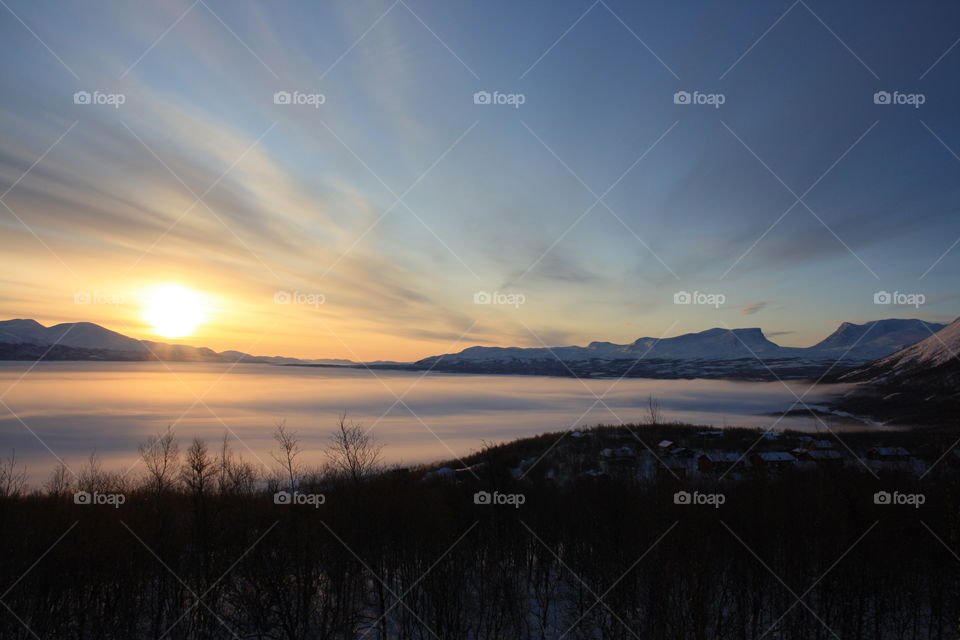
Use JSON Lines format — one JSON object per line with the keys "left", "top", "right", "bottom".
{"left": 1, "top": 0, "right": 958, "bottom": 359}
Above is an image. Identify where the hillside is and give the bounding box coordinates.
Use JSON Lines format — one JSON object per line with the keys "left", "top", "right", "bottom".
{"left": 833, "top": 318, "right": 960, "bottom": 425}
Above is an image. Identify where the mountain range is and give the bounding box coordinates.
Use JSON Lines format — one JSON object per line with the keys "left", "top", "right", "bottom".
{"left": 0, "top": 319, "right": 352, "bottom": 366}
{"left": 3, "top": 316, "right": 958, "bottom": 424}
{"left": 0, "top": 317, "right": 949, "bottom": 382}
{"left": 405, "top": 318, "right": 947, "bottom": 380}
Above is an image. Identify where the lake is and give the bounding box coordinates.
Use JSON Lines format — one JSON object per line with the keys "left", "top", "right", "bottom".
{"left": 0, "top": 361, "right": 864, "bottom": 483}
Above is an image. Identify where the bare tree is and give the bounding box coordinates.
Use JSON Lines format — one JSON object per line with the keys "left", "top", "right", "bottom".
{"left": 140, "top": 429, "right": 180, "bottom": 493}
{"left": 218, "top": 431, "right": 258, "bottom": 494}
{"left": 180, "top": 438, "right": 215, "bottom": 496}
{"left": 272, "top": 420, "right": 301, "bottom": 492}
{"left": 325, "top": 412, "right": 383, "bottom": 484}
{"left": 77, "top": 452, "right": 125, "bottom": 494}
{"left": 647, "top": 395, "right": 663, "bottom": 425}
{"left": 0, "top": 449, "right": 27, "bottom": 498}
{"left": 44, "top": 461, "right": 74, "bottom": 497}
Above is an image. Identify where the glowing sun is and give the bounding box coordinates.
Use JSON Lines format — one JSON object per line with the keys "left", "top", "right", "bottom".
{"left": 143, "top": 284, "right": 207, "bottom": 338}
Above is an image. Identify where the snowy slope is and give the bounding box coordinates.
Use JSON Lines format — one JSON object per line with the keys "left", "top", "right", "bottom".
{"left": 0, "top": 319, "right": 148, "bottom": 352}
{"left": 418, "top": 320, "right": 942, "bottom": 367}
{"left": 419, "top": 327, "right": 789, "bottom": 366}
{"left": 810, "top": 319, "right": 946, "bottom": 360}
{"left": 833, "top": 318, "right": 960, "bottom": 426}
{"left": 841, "top": 317, "right": 960, "bottom": 381}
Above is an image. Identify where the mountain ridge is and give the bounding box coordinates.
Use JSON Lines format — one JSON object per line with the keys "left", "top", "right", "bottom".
{"left": 417, "top": 318, "right": 947, "bottom": 367}
{"left": 0, "top": 319, "right": 350, "bottom": 365}
{"left": 831, "top": 318, "right": 960, "bottom": 425}
{"left": 0, "top": 318, "right": 949, "bottom": 381}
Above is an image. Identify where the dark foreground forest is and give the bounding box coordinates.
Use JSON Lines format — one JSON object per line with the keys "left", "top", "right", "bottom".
{"left": 1, "top": 423, "right": 958, "bottom": 639}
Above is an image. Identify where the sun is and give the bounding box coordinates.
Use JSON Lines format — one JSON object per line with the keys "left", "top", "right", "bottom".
{"left": 143, "top": 284, "right": 208, "bottom": 339}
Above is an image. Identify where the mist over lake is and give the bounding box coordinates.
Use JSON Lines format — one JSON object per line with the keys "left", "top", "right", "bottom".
{"left": 1, "top": 361, "right": 860, "bottom": 482}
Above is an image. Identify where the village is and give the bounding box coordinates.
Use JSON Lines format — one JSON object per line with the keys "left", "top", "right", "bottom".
{"left": 593, "top": 431, "right": 921, "bottom": 480}
{"left": 459, "top": 423, "right": 959, "bottom": 484}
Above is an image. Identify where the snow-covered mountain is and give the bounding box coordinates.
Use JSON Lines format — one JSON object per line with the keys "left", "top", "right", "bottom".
{"left": 1, "top": 319, "right": 151, "bottom": 352}
{"left": 419, "top": 327, "right": 789, "bottom": 366}
{"left": 0, "top": 317, "right": 947, "bottom": 382}
{"left": 0, "top": 319, "right": 349, "bottom": 365}
{"left": 405, "top": 319, "right": 948, "bottom": 380}
{"left": 832, "top": 318, "right": 960, "bottom": 425}
{"left": 418, "top": 320, "right": 944, "bottom": 366}
{"left": 810, "top": 318, "right": 945, "bottom": 360}
{"left": 841, "top": 317, "right": 960, "bottom": 382}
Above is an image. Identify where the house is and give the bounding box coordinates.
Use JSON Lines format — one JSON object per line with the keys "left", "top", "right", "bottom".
{"left": 807, "top": 440, "right": 835, "bottom": 451}
{"left": 807, "top": 450, "right": 843, "bottom": 466}
{"left": 657, "top": 440, "right": 674, "bottom": 450}
{"left": 763, "top": 432, "right": 782, "bottom": 441}
{"left": 750, "top": 451, "right": 797, "bottom": 470}
{"left": 867, "top": 447, "right": 911, "bottom": 462}
{"left": 697, "top": 430, "right": 723, "bottom": 438}
{"left": 669, "top": 447, "right": 692, "bottom": 457}
{"left": 697, "top": 452, "right": 742, "bottom": 473}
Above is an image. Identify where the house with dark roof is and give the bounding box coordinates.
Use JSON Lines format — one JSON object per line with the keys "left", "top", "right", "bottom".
{"left": 750, "top": 451, "right": 797, "bottom": 470}
{"left": 697, "top": 452, "right": 743, "bottom": 473}
{"left": 807, "top": 449, "right": 843, "bottom": 466}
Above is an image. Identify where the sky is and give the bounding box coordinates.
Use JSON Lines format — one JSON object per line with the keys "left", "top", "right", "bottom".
{"left": 1, "top": 0, "right": 959, "bottom": 361}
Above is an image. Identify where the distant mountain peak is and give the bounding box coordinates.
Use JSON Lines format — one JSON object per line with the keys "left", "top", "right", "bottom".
{"left": 811, "top": 318, "right": 946, "bottom": 359}
{"left": 0, "top": 318, "right": 354, "bottom": 366}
